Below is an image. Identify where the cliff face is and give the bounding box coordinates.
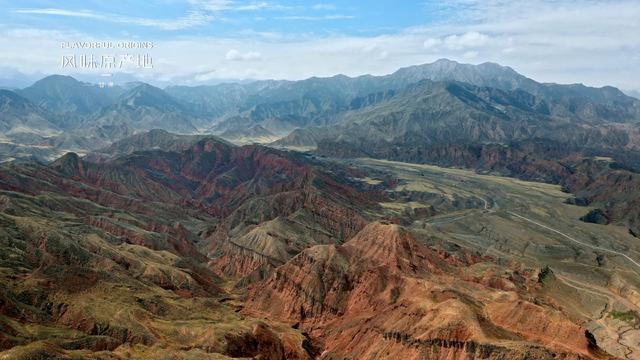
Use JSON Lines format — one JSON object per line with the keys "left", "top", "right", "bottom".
{"left": 246, "top": 222, "right": 610, "bottom": 360}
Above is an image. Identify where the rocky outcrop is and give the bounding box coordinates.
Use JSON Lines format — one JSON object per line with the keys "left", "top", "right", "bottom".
{"left": 86, "top": 215, "right": 204, "bottom": 260}
{"left": 382, "top": 331, "right": 592, "bottom": 360}
{"left": 224, "top": 322, "right": 314, "bottom": 360}
{"left": 580, "top": 209, "right": 610, "bottom": 225}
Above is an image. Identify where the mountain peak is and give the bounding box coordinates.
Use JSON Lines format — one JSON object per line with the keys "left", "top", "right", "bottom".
{"left": 346, "top": 221, "right": 410, "bottom": 249}
{"left": 18, "top": 74, "right": 114, "bottom": 119}
{"left": 124, "top": 83, "right": 165, "bottom": 96}
{"left": 478, "top": 61, "right": 511, "bottom": 69}
{"left": 31, "top": 74, "right": 83, "bottom": 88}
{"left": 432, "top": 58, "right": 460, "bottom": 66}
{"left": 118, "top": 83, "right": 179, "bottom": 108}
{"left": 344, "top": 221, "right": 448, "bottom": 273}
{"left": 51, "top": 152, "right": 85, "bottom": 177}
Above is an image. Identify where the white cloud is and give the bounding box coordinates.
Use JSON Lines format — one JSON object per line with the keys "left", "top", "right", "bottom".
{"left": 188, "top": 0, "right": 287, "bottom": 12}
{"left": 424, "top": 32, "right": 491, "bottom": 50}
{"left": 463, "top": 50, "right": 479, "bottom": 59}
{"left": 423, "top": 38, "right": 442, "bottom": 49}
{"left": 14, "top": 1, "right": 287, "bottom": 31}
{"left": 189, "top": 0, "right": 234, "bottom": 11}
{"left": 362, "top": 43, "right": 389, "bottom": 60}
{"left": 236, "top": 2, "right": 271, "bottom": 10}
{"left": 324, "top": 14, "right": 355, "bottom": 20}
{"left": 225, "top": 49, "right": 262, "bottom": 61}
{"left": 277, "top": 14, "right": 355, "bottom": 20}
{"left": 312, "top": 3, "right": 337, "bottom": 10}
{"left": 377, "top": 50, "right": 389, "bottom": 60}
{"left": 14, "top": 8, "right": 212, "bottom": 30}
{"left": 14, "top": 8, "right": 99, "bottom": 19}
{"left": 362, "top": 43, "right": 378, "bottom": 53}
{"left": 442, "top": 31, "right": 490, "bottom": 50}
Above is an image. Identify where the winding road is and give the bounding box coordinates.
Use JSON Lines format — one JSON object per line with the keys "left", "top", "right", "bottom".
{"left": 425, "top": 196, "right": 640, "bottom": 273}
{"left": 425, "top": 196, "right": 495, "bottom": 226}
{"left": 507, "top": 211, "right": 640, "bottom": 272}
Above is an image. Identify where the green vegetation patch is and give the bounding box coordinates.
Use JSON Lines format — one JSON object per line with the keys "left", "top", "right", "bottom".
{"left": 609, "top": 310, "right": 639, "bottom": 323}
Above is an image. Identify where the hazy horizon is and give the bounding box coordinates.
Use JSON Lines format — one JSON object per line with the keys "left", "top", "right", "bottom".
{"left": 3, "top": 59, "right": 640, "bottom": 100}
{"left": 0, "top": 0, "right": 638, "bottom": 92}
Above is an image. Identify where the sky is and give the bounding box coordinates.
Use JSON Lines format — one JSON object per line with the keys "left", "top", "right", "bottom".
{"left": 0, "top": 0, "right": 638, "bottom": 92}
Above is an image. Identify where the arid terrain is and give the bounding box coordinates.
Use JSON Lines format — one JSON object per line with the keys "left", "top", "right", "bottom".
{"left": 1, "top": 133, "right": 638, "bottom": 359}
{"left": 2, "top": 58, "right": 640, "bottom": 359}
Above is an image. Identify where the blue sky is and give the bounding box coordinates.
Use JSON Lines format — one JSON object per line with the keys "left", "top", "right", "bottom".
{"left": 3, "top": 1, "right": 441, "bottom": 38}
{"left": 0, "top": 0, "right": 639, "bottom": 92}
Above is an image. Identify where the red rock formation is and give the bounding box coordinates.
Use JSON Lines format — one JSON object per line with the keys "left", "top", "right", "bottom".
{"left": 246, "top": 222, "right": 611, "bottom": 359}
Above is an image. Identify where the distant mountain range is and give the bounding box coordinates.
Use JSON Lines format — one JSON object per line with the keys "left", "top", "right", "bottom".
{"left": 276, "top": 78, "right": 640, "bottom": 151}
{"left": 1, "top": 58, "right": 639, "bottom": 163}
